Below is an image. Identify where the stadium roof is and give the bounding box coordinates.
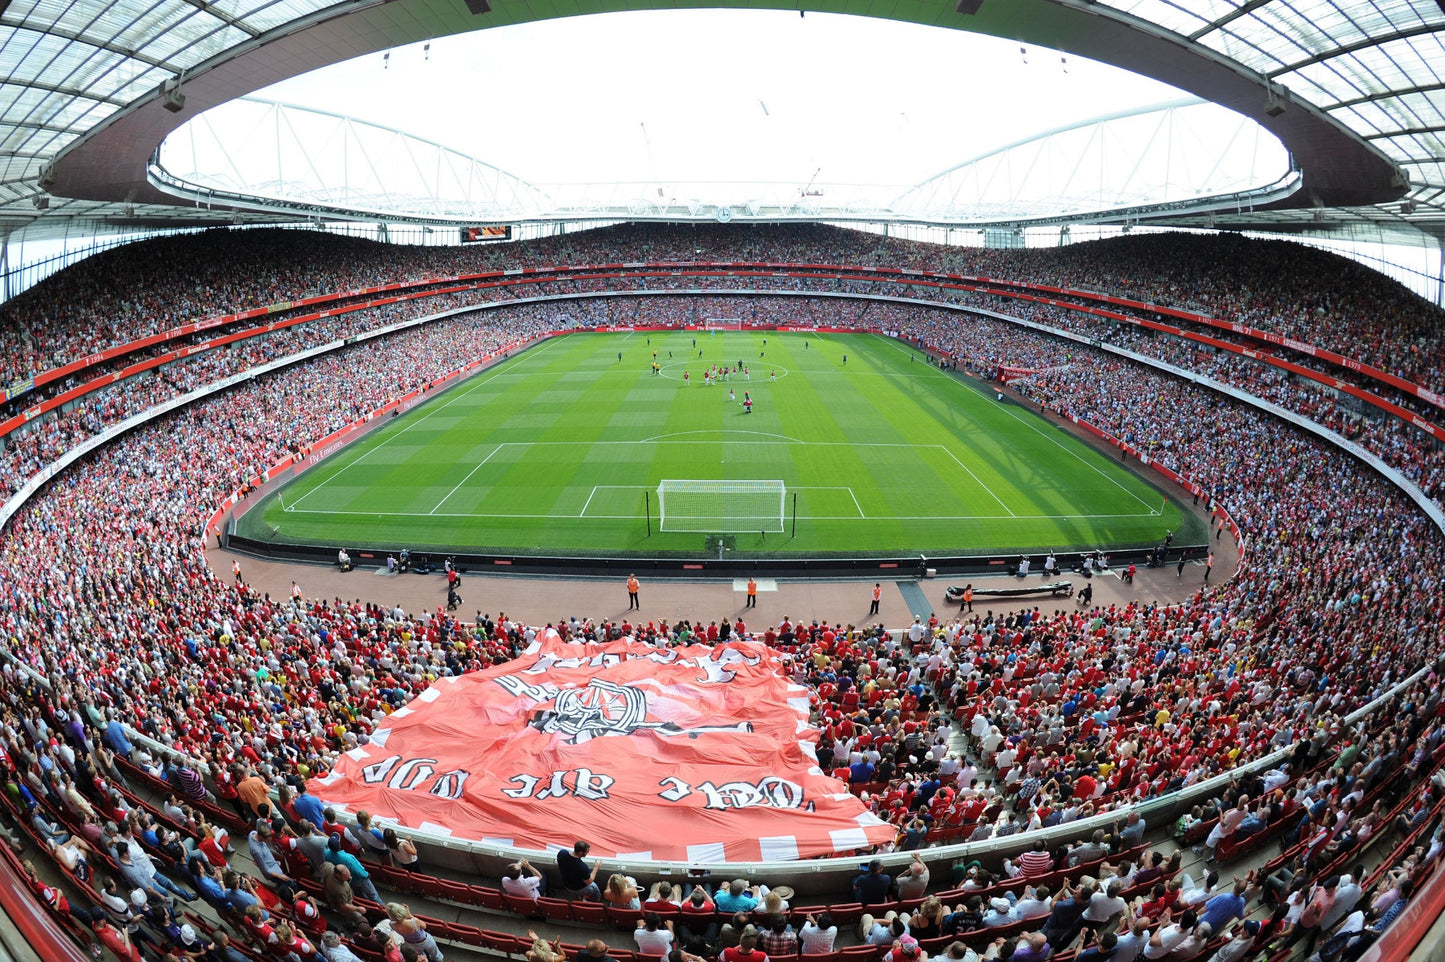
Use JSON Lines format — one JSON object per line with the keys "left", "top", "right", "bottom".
{"left": 1, "top": 0, "right": 1442, "bottom": 243}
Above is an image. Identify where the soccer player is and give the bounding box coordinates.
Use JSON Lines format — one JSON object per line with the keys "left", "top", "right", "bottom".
{"left": 683, "top": 371, "right": 689, "bottom": 387}
{"left": 744, "top": 393, "right": 753, "bottom": 414}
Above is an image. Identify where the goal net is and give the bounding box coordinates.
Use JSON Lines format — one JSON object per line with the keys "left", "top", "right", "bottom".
{"left": 703, "top": 318, "right": 743, "bottom": 331}
{"left": 657, "top": 479, "right": 786, "bottom": 532}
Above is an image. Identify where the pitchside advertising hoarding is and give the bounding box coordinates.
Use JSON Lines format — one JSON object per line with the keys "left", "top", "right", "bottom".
{"left": 311, "top": 634, "right": 894, "bottom": 861}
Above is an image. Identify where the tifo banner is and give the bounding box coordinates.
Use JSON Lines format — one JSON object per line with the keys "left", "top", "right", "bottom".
{"left": 311, "top": 634, "right": 894, "bottom": 861}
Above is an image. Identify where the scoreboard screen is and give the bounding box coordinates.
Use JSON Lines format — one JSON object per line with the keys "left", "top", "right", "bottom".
{"left": 461, "top": 225, "right": 512, "bottom": 243}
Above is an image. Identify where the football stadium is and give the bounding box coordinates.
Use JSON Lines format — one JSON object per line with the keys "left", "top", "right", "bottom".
{"left": 2, "top": 3, "right": 1445, "bottom": 962}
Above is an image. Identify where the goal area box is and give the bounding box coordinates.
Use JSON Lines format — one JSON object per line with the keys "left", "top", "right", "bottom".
{"left": 657, "top": 479, "right": 786, "bottom": 532}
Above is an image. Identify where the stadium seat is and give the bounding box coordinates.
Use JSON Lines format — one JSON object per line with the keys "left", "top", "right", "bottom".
{"left": 476, "top": 886, "right": 508, "bottom": 911}
{"left": 439, "top": 878, "right": 480, "bottom": 905}
{"left": 539, "top": 896, "right": 576, "bottom": 924}
{"left": 609, "top": 905, "right": 644, "bottom": 929}
{"left": 504, "top": 892, "right": 546, "bottom": 918}
{"left": 450, "top": 924, "right": 486, "bottom": 948}
{"left": 406, "top": 873, "right": 447, "bottom": 901}
{"left": 571, "top": 901, "right": 609, "bottom": 925}
{"left": 483, "top": 931, "right": 521, "bottom": 953}
{"left": 351, "top": 944, "right": 388, "bottom": 962}
{"left": 825, "top": 903, "right": 865, "bottom": 925}
{"left": 424, "top": 920, "right": 462, "bottom": 942}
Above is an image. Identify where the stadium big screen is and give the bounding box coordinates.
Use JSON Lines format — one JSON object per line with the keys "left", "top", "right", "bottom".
{"left": 461, "top": 225, "right": 512, "bottom": 243}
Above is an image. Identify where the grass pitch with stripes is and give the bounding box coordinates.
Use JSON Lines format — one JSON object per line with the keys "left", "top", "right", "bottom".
{"left": 241, "top": 331, "right": 1194, "bottom": 557}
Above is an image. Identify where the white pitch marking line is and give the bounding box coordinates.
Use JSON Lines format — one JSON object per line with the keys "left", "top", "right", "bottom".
{"left": 936, "top": 445, "right": 1015, "bottom": 517}
{"left": 645, "top": 429, "right": 807, "bottom": 444}
{"left": 847, "top": 487, "right": 865, "bottom": 519}
{"left": 290, "top": 335, "right": 566, "bottom": 511}
{"left": 996, "top": 402, "right": 1157, "bottom": 513}
{"left": 579, "top": 486, "right": 599, "bottom": 518}
{"left": 429, "top": 444, "right": 504, "bottom": 515}
{"left": 282, "top": 507, "right": 1160, "bottom": 521}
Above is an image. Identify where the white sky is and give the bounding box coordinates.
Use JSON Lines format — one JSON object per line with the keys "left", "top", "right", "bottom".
{"left": 257, "top": 10, "right": 1193, "bottom": 190}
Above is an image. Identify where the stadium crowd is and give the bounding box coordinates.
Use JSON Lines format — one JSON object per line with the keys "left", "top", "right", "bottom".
{"left": 0, "top": 226, "right": 1442, "bottom": 962}
{"left": 4, "top": 225, "right": 1442, "bottom": 401}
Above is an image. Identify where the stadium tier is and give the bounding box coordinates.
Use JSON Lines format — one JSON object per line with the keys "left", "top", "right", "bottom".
{"left": 1, "top": 225, "right": 1443, "bottom": 962}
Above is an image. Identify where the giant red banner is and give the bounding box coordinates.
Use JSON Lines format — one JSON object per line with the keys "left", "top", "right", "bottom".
{"left": 310, "top": 634, "right": 895, "bottom": 861}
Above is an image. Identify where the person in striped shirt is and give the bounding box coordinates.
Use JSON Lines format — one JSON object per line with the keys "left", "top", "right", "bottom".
{"left": 1006, "top": 840, "right": 1054, "bottom": 879}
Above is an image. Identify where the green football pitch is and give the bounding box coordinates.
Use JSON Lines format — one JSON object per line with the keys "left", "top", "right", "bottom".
{"left": 239, "top": 331, "right": 1196, "bottom": 558}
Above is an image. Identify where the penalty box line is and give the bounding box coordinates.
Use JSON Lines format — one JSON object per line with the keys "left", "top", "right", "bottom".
{"left": 359, "top": 437, "right": 1024, "bottom": 520}
{"left": 282, "top": 506, "right": 1165, "bottom": 521}
{"left": 287, "top": 336, "right": 567, "bottom": 513}
{"left": 580, "top": 485, "right": 865, "bottom": 519}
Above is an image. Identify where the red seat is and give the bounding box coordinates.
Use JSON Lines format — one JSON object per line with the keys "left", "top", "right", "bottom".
{"left": 826, "top": 903, "right": 865, "bottom": 925}
{"left": 406, "top": 873, "right": 447, "bottom": 901}
{"left": 539, "top": 896, "right": 576, "bottom": 924}
{"left": 504, "top": 892, "right": 545, "bottom": 918}
{"left": 351, "top": 944, "right": 388, "bottom": 962}
{"left": 572, "top": 901, "right": 609, "bottom": 925}
{"left": 609, "top": 905, "right": 645, "bottom": 929}
{"left": 476, "top": 887, "right": 507, "bottom": 911}
{"left": 481, "top": 930, "right": 517, "bottom": 952}
{"left": 440, "top": 878, "right": 479, "bottom": 905}
{"left": 451, "top": 924, "right": 486, "bottom": 947}
{"left": 424, "top": 920, "right": 461, "bottom": 942}
{"left": 840, "top": 947, "right": 882, "bottom": 961}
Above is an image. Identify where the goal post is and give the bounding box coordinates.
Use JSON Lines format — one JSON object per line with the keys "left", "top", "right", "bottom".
{"left": 703, "top": 317, "right": 743, "bottom": 331}
{"left": 657, "top": 479, "right": 786, "bottom": 532}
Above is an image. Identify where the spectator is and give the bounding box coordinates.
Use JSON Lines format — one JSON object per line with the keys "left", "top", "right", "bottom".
{"left": 800, "top": 913, "right": 837, "bottom": 955}
{"left": 558, "top": 841, "right": 601, "bottom": 901}
{"left": 853, "top": 859, "right": 892, "bottom": 907}
{"left": 502, "top": 859, "right": 547, "bottom": 902}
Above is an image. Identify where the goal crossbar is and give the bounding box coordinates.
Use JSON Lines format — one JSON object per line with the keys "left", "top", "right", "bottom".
{"left": 657, "top": 479, "right": 786, "bottom": 532}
